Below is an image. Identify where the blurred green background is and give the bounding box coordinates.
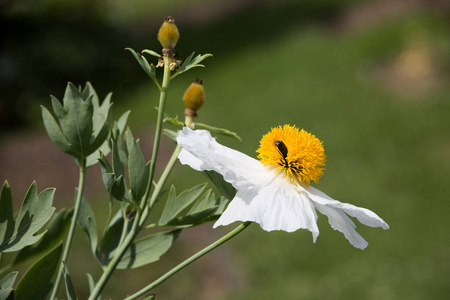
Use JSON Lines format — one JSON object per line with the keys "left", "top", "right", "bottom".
{"left": 1, "top": 0, "right": 450, "bottom": 299}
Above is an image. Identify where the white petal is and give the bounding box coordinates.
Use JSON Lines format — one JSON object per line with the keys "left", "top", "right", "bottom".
{"left": 178, "top": 148, "right": 204, "bottom": 171}
{"left": 313, "top": 202, "right": 369, "bottom": 250}
{"left": 177, "top": 127, "right": 274, "bottom": 189}
{"left": 214, "top": 186, "right": 320, "bottom": 241}
{"left": 305, "top": 185, "right": 389, "bottom": 230}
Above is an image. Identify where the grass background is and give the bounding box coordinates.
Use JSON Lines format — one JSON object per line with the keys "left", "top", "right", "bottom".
{"left": 1, "top": 0, "right": 450, "bottom": 299}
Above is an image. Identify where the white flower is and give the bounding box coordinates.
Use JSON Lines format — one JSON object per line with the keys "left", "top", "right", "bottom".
{"left": 177, "top": 126, "right": 389, "bottom": 249}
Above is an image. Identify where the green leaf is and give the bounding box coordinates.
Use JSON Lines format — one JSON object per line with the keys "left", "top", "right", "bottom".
{"left": 124, "top": 127, "right": 135, "bottom": 160}
{"left": 163, "top": 129, "right": 178, "bottom": 143}
{"left": 202, "top": 170, "right": 237, "bottom": 200}
{"left": 0, "top": 182, "right": 55, "bottom": 253}
{"left": 143, "top": 295, "right": 155, "bottom": 300}
{"left": 163, "top": 113, "right": 183, "bottom": 126}
{"left": 195, "top": 123, "right": 242, "bottom": 141}
{"left": 117, "top": 230, "right": 180, "bottom": 269}
{"left": 128, "top": 140, "right": 150, "bottom": 203}
{"left": 13, "top": 208, "right": 72, "bottom": 266}
{"left": 172, "top": 52, "right": 213, "bottom": 79}
{"left": 60, "top": 83, "right": 95, "bottom": 158}
{"left": 166, "top": 190, "right": 220, "bottom": 226}
{"left": 77, "top": 195, "right": 98, "bottom": 256}
{"left": 80, "top": 81, "right": 99, "bottom": 107}
{"left": 63, "top": 263, "right": 77, "bottom": 300}
{"left": 41, "top": 105, "right": 76, "bottom": 156}
{"left": 86, "top": 273, "right": 95, "bottom": 294}
{"left": 141, "top": 49, "right": 161, "bottom": 57}
{"left": 15, "top": 243, "right": 62, "bottom": 300}
{"left": 0, "top": 271, "right": 17, "bottom": 300}
{"left": 97, "top": 209, "right": 133, "bottom": 266}
{"left": 99, "top": 154, "right": 127, "bottom": 202}
{"left": 43, "top": 82, "right": 112, "bottom": 162}
{"left": 198, "top": 196, "right": 229, "bottom": 223}
{"left": 126, "top": 48, "right": 160, "bottom": 88}
{"left": 0, "top": 182, "right": 14, "bottom": 250}
{"left": 158, "top": 184, "right": 208, "bottom": 226}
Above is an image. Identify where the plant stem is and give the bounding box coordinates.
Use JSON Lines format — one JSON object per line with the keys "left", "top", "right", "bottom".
{"left": 88, "top": 56, "right": 172, "bottom": 300}
{"left": 50, "top": 160, "right": 87, "bottom": 300}
{"left": 139, "top": 144, "right": 181, "bottom": 228}
{"left": 88, "top": 215, "right": 140, "bottom": 300}
{"left": 141, "top": 56, "right": 172, "bottom": 210}
{"left": 124, "top": 222, "right": 252, "bottom": 300}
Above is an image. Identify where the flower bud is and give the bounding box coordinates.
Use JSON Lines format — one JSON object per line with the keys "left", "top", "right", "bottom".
{"left": 157, "top": 16, "right": 180, "bottom": 50}
{"left": 183, "top": 78, "right": 205, "bottom": 117}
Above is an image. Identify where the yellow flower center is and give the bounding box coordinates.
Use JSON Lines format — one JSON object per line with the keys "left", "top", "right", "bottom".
{"left": 257, "top": 125, "right": 326, "bottom": 185}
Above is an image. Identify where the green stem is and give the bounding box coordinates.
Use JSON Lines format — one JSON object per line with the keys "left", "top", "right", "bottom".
{"left": 50, "top": 160, "right": 87, "bottom": 300}
{"left": 88, "top": 215, "right": 140, "bottom": 300}
{"left": 88, "top": 56, "right": 172, "bottom": 300}
{"left": 139, "top": 145, "right": 181, "bottom": 228}
{"left": 124, "top": 222, "right": 252, "bottom": 300}
{"left": 141, "top": 56, "right": 172, "bottom": 210}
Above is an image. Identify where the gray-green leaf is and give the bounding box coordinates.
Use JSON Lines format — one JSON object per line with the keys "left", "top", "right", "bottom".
{"left": 77, "top": 195, "right": 98, "bottom": 256}
{"left": 158, "top": 184, "right": 208, "bottom": 226}
{"left": 117, "top": 230, "right": 180, "bottom": 269}
{"left": 202, "top": 170, "right": 237, "bottom": 200}
{"left": 13, "top": 208, "right": 72, "bottom": 266}
{"left": 0, "top": 181, "right": 55, "bottom": 253}
{"left": 0, "top": 271, "right": 17, "bottom": 300}
{"left": 15, "top": 243, "right": 62, "bottom": 300}
{"left": 128, "top": 140, "right": 150, "bottom": 203}
{"left": 63, "top": 263, "right": 77, "bottom": 300}
{"left": 195, "top": 123, "right": 242, "bottom": 141}
{"left": 126, "top": 48, "right": 160, "bottom": 89}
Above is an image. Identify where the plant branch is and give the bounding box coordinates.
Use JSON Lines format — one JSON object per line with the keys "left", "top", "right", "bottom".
{"left": 124, "top": 222, "right": 252, "bottom": 300}
{"left": 50, "top": 159, "right": 87, "bottom": 300}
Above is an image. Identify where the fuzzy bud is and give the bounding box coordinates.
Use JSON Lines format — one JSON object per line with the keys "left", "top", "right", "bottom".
{"left": 183, "top": 78, "right": 205, "bottom": 117}
{"left": 157, "top": 16, "right": 180, "bottom": 50}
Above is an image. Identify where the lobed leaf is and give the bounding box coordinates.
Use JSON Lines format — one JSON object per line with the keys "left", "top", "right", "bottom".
{"left": 172, "top": 52, "right": 213, "bottom": 79}
{"left": 43, "top": 82, "right": 113, "bottom": 163}
{"left": 158, "top": 184, "right": 208, "bottom": 226}
{"left": 126, "top": 48, "right": 160, "bottom": 89}
{"left": 166, "top": 190, "right": 223, "bottom": 227}
{"left": 0, "top": 182, "right": 55, "bottom": 253}
{"left": 13, "top": 208, "right": 72, "bottom": 266}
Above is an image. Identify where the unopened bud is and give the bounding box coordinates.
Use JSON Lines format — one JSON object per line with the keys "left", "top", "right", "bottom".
{"left": 157, "top": 16, "right": 180, "bottom": 50}
{"left": 183, "top": 78, "right": 205, "bottom": 117}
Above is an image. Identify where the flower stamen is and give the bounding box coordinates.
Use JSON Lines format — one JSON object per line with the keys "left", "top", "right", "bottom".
{"left": 257, "top": 125, "right": 326, "bottom": 185}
